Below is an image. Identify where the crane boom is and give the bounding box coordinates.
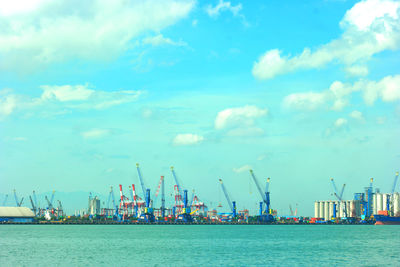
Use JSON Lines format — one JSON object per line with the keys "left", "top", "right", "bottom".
{"left": 339, "top": 184, "right": 346, "bottom": 199}
{"left": 249, "top": 170, "right": 266, "bottom": 202}
{"left": 50, "top": 190, "right": 55, "bottom": 206}
{"left": 171, "top": 166, "right": 183, "bottom": 200}
{"left": 330, "top": 178, "right": 340, "bottom": 200}
{"left": 391, "top": 172, "right": 399, "bottom": 194}
{"left": 106, "top": 187, "right": 112, "bottom": 209}
{"left": 219, "top": 179, "right": 233, "bottom": 212}
{"left": 136, "top": 163, "right": 147, "bottom": 200}
{"left": 29, "top": 195, "right": 36, "bottom": 213}
{"left": 45, "top": 196, "right": 52, "bottom": 209}
{"left": 110, "top": 186, "right": 116, "bottom": 209}
{"left": 13, "top": 189, "right": 20, "bottom": 207}
{"left": 33, "top": 191, "right": 38, "bottom": 210}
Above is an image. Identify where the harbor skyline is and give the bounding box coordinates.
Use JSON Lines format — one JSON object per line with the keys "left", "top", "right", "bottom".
{"left": 1, "top": 0, "right": 400, "bottom": 216}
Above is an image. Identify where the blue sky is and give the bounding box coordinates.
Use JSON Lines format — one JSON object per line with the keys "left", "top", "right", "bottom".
{"left": 1, "top": 0, "right": 400, "bottom": 215}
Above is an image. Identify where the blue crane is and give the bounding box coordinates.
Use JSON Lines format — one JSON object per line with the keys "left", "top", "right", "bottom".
{"left": 170, "top": 166, "right": 192, "bottom": 222}
{"left": 249, "top": 170, "right": 273, "bottom": 222}
{"left": 32, "top": 191, "right": 38, "bottom": 210}
{"left": 106, "top": 187, "right": 112, "bottom": 209}
{"left": 161, "top": 176, "right": 165, "bottom": 218}
{"left": 219, "top": 179, "right": 237, "bottom": 218}
{"left": 135, "top": 163, "right": 155, "bottom": 222}
{"left": 136, "top": 163, "right": 147, "bottom": 201}
{"left": 330, "top": 178, "right": 347, "bottom": 218}
{"left": 387, "top": 172, "right": 399, "bottom": 214}
{"left": 29, "top": 195, "right": 36, "bottom": 215}
{"left": 13, "top": 189, "right": 23, "bottom": 207}
{"left": 2, "top": 194, "right": 8, "bottom": 206}
{"left": 110, "top": 186, "right": 118, "bottom": 216}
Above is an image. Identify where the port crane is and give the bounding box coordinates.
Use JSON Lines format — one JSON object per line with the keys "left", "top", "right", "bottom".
{"left": 330, "top": 178, "right": 347, "bottom": 218}
{"left": 249, "top": 170, "right": 273, "bottom": 222}
{"left": 219, "top": 179, "right": 237, "bottom": 219}
{"left": 33, "top": 191, "right": 39, "bottom": 211}
{"left": 171, "top": 166, "right": 192, "bottom": 222}
{"left": 29, "top": 195, "right": 37, "bottom": 215}
{"left": 135, "top": 163, "right": 155, "bottom": 222}
{"left": 13, "top": 189, "right": 23, "bottom": 207}
{"left": 388, "top": 172, "right": 399, "bottom": 215}
{"left": 2, "top": 194, "right": 8, "bottom": 206}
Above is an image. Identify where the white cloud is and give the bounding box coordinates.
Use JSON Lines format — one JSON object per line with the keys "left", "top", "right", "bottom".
{"left": 206, "top": 0, "right": 242, "bottom": 17}
{"left": 284, "top": 75, "right": 400, "bottom": 111}
{"left": 0, "top": 84, "right": 142, "bottom": 118}
{"left": 233, "top": 164, "right": 252, "bottom": 173}
{"left": 215, "top": 105, "right": 268, "bottom": 130}
{"left": 81, "top": 129, "right": 109, "bottom": 139}
{"left": 142, "top": 34, "right": 187, "bottom": 47}
{"left": 0, "top": 0, "right": 195, "bottom": 72}
{"left": 345, "top": 65, "right": 369, "bottom": 77}
{"left": 334, "top": 118, "right": 348, "bottom": 128}
{"left": 253, "top": 0, "right": 400, "bottom": 80}
{"left": 0, "top": 94, "right": 17, "bottom": 118}
{"left": 172, "top": 133, "right": 204, "bottom": 146}
{"left": 41, "top": 85, "right": 94, "bottom": 102}
{"left": 12, "top": 137, "right": 28, "bottom": 141}
{"left": 349, "top": 110, "right": 364, "bottom": 120}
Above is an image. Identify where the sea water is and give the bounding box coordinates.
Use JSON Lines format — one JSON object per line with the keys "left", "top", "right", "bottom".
{"left": 1, "top": 225, "right": 399, "bottom": 266}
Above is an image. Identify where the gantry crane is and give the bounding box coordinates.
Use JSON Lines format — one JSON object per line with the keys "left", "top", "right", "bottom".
{"left": 29, "top": 195, "right": 36, "bottom": 215}
{"left": 388, "top": 172, "right": 399, "bottom": 215}
{"left": 135, "top": 163, "right": 155, "bottom": 222}
{"left": 171, "top": 166, "right": 192, "bottom": 222}
{"left": 219, "top": 179, "right": 237, "bottom": 219}
{"left": 249, "top": 170, "right": 273, "bottom": 222}
{"left": 330, "top": 178, "right": 347, "bottom": 218}
{"left": 13, "top": 189, "right": 23, "bottom": 207}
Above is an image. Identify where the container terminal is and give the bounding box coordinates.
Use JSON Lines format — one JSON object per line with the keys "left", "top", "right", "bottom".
{"left": 1, "top": 165, "right": 399, "bottom": 225}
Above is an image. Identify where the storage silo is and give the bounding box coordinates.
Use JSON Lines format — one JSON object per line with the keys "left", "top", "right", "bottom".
{"left": 319, "top": 201, "right": 325, "bottom": 220}
{"left": 324, "top": 201, "right": 329, "bottom": 220}
{"left": 328, "top": 201, "right": 334, "bottom": 220}
{"left": 314, "top": 202, "right": 319, "bottom": 218}
{"left": 382, "top": 194, "right": 389, "bottom": 211}
{"left": 376, "top": 193, "right": 383, "bottom": 212}
{"left": 373, "top": 193, "right": 377, "bottom": 214}
{"left": 393, "top": 193, "right": 400, "bottom": 216}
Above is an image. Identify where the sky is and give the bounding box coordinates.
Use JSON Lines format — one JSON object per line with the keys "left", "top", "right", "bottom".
{"left": 0, "top": 0, "right": 400, "bottom": 216}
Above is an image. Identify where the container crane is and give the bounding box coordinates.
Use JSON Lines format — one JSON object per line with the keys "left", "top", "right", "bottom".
{"left": 50, "top": 190, "right": 55, "bottom": 207}
{"left": 110, "top": 186, "right": 118, "bottom": 216}
{"left": 13, "top": 189, "right": 23, "bottom": 207}
{"left": 135, "top": 163, "right": 155, "bottom": 222}
{"left": 388, "top": 172, "right": 399, "bottom": 214}
{"left": 33, "top": 191, "right": 38, "bottom": 210}
{"left": 330, "top": 178, "right": 347, "bottom": 218}
{"left": 249, "top": 170, "right": 273, "bottom": 222}
{"left": 219, "top": 179, "right": 237, "bottom": 218}
{"left": 2, "top": 194, "right": 8, "bottom": 206}
{"left": 171, "top": 166, "right": 192, "bottom": 222}
{"left": 45, "top": 196, "right": 53, "bottom": 210}
{"left": 29, "top": 195, "right": 36, "bottom": 215}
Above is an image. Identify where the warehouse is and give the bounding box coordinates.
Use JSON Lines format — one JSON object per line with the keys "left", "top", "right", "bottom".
{"left": 0, "top": 207, "right": 35, "bottom": 223}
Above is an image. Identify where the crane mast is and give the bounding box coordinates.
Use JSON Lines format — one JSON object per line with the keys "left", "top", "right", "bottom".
{"left": 136, "top": 163, "right": 147, "bottom": 201}
{"left": 219, "top": 179, "right": 236, "bottom": 218}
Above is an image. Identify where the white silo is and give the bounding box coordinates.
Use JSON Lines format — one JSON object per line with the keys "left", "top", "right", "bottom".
{"left": 324, "top": 201, "right": 329, "bottom": 220}
{"left": 376, "top": 193, "right": 383, "bottom": 212}
{"left": 328, "top": 201, "right": 334, "bottom": 220}
{"left": 382, "top": 194, "right": 389, "bottom": 211}
{"left": 393, "top": 193, "right": 400, "bottom": 216}
{"left": 314, "top": 202, "right": 319, "bottom": 218}
{"left": 373, "top": 193, "right": 377, "bottom": 215}
{"left": 319, "top": 201, "right": 325, "bottom": 219}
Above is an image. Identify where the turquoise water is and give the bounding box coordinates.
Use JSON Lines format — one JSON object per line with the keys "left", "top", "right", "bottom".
{"left": 1, "top": 225, "right": 400, "bottom": 266}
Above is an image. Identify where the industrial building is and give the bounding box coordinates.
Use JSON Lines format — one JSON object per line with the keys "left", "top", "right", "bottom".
{"left": 0, "top": 207, "right": 35, "bottom": 223}
{"left": 314, "top": 200, "right": 362, "bottom": 220}
{"left": 88, "top": 195, "right": 101, "bottom": 215}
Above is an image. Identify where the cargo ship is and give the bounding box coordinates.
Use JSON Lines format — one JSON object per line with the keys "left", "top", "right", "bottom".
{"left": 374, "top": 215, "right": 400, "bottom": 225}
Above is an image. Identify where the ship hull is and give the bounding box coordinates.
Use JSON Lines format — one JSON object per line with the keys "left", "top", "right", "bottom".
{"left": 374, "top": 215, "right": 400, "bottom": 225}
